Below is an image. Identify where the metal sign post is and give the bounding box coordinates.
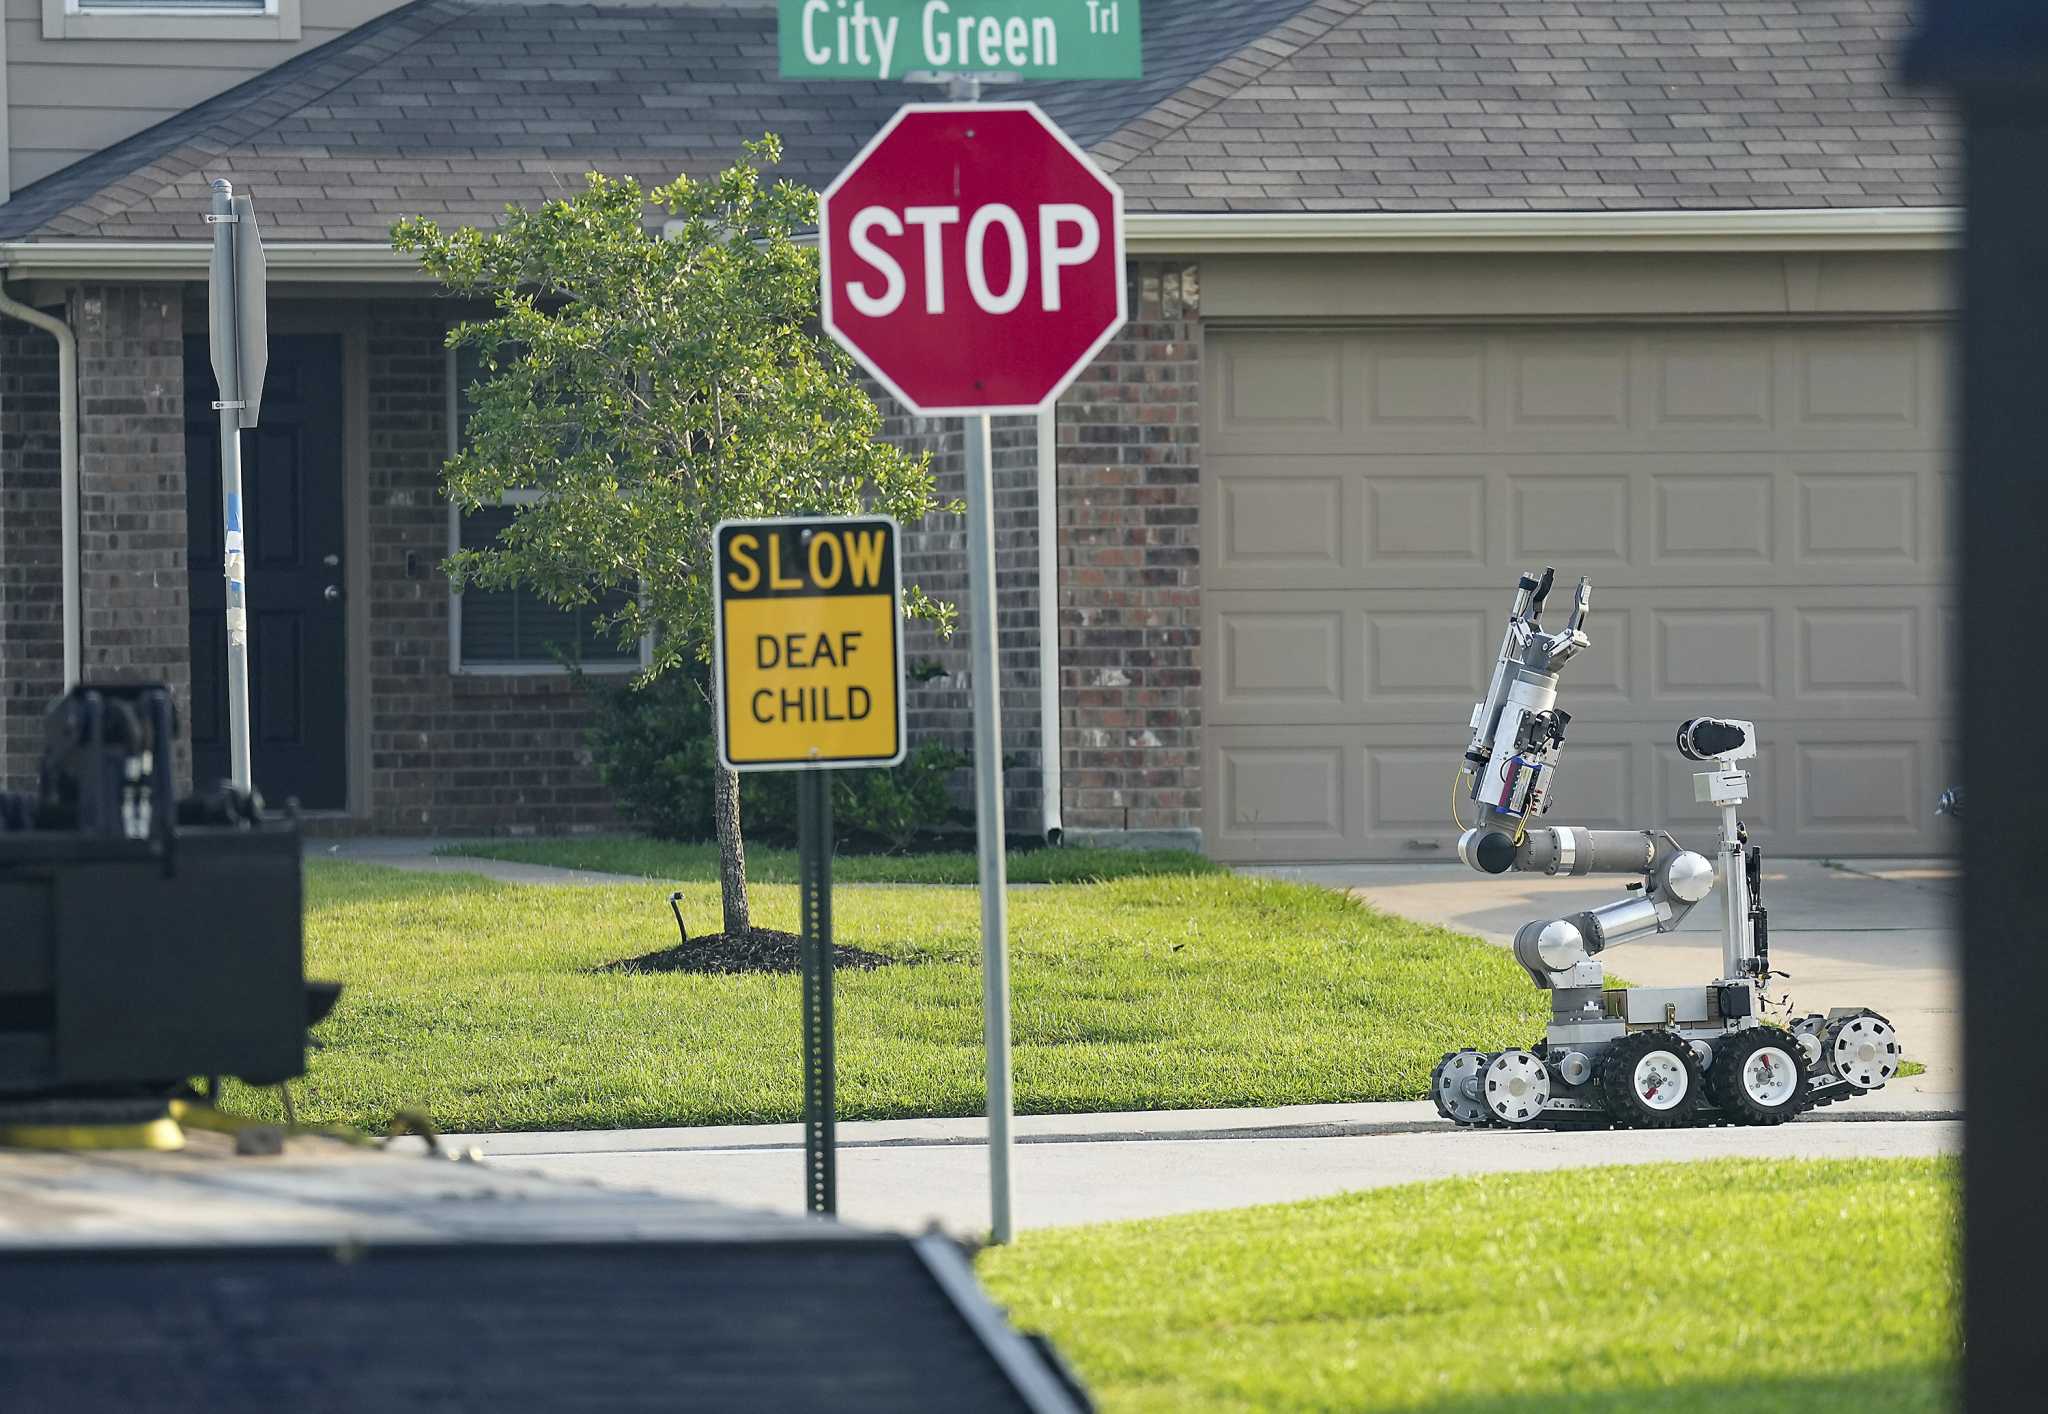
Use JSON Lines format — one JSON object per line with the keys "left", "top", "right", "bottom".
{"left": 205, "top": 178, "right": 268, "bottom": 794}
{"left": 814, "top": 82, "right": 1126, "bottom": 1247}
{"left": 712, "top": 516, "right": 907, "bottom": 1217}
{"left": 797, "top": 768, "right": 836, "bottom": 1215}
{"left": 960, "top": 408, "right": 1015, "bottom": 1244}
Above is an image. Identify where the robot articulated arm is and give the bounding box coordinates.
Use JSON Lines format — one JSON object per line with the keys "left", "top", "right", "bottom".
{"left": 1455, "top": 568, "right": 1717, "bottom": 991}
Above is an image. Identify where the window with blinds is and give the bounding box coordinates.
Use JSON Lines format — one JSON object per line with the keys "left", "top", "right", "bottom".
{"left": 449, "top": 345, "right": 642, "bottom": 672}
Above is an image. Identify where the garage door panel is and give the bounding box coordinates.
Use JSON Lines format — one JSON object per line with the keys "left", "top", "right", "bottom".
{"left": 1504, "top": 331, "right": 1634, "bottom": 433}
{"left": 1211, "top": 586, "right": 1941, "bottom": 727}
{"left": 1365, "top": 335, "right": 1489, "bottom": 435}
{"left": 1793, "top": 471, "right": 1921, "bottom": 567}
{"left": 1203, "top": 324, "right": 1951, "bottom": 860}
{"left": 1651, "top": 607, "right": 1776, "bottom": 707}
{"left": 1508, "top": 473, "right": 1632, "bottom": 566}
{"left": 1208, "top": 452, "right": 1944, "bottom": 592}
{"left": 1363, "top": 474, "right": 1487, "bottom": 569}
{"left": 1793, "top": 739, "right": 1924, "bottom": 839}
{"left": 1792, "top": 326, "right": 1922, "bottom": 430}
{"left": 1208, "top": 722, "right": 1929, "bottom": 863}
{"left": 1647, "top": 330, "right": 1775, "bottom": 430}
{"left": 1649, "top": 471, "right": 1776, "bottom": 568}
{"left": 1363, "top": 607, "right": 1492, "bottom": 713}
{"left": 1211, "top": 333, "right": 1345, "bottom": 448}
{"left": 1211, "top": 602, "right": 1354, "bottom": 722}
{"left": 1207, "top": 727, "right": 1360, "bottom": 862}
{"left": 1794, "top": 606, "right": 1921, "bottom": 703}
{"left": 1213, "top": 472, "right": 1347, "bottom": 580}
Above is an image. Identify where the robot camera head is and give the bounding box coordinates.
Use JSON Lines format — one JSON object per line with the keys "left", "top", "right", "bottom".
{"left": 1676, "top": 717, "right": 1756, "bottom": 763}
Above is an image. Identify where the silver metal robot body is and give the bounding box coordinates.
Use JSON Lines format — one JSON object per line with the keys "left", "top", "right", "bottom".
{"left": 1433, "top": 569, "right": 1903, "bottom": 1129}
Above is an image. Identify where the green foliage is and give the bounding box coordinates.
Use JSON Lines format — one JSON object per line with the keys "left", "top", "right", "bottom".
{"left": 979, "top": 1158, "right": 1959, "bottom": 1414}
{"left": 583, "top": 667, "right": 969, "bottom": 849}
{"left": 582, "top": 667, "right": 721, "bottom": 843}
{"left": 226, "top": 862, "right": 1543, "bottom": 1133}
{"left": 737, "top": 739, "right": 974, "bottom": 850}
{"left": 391, "top": 136, "right": 957, "bottom": 677}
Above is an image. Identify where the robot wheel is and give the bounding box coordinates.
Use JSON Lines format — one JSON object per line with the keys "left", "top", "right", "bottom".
{"left": 1481, "top": 1048, "right": 1551, "bottom": 1126}
{"left": 1430, "top": 1048, "right": 1491, "bottom": 1127}
{"left": 1824, "top": 1010, "right": 1902, "bottom": 1091}
{"left": 1597, "top": 1029, "right": 1704, "bottom": 1129}
{"left": 1707, "top": 1027, "right": 1811, "bottom": 1125}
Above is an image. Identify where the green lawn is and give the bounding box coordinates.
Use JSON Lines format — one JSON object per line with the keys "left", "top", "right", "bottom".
{"left": 232, "top": 861, "right": 1540, "bottom": 1133}
{"left": 431, "top": 835, "right": 1220, "bottom": 885}
{"left": 979, "top": 1157, "right": 1958, "bottom": 1414}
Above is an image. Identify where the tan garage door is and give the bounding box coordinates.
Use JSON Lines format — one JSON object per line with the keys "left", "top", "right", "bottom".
{"left": 1203, "top": 324, "right": 1954, "bottom": 863}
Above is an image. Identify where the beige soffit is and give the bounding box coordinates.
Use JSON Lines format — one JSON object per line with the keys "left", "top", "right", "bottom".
{"left": 0, "top": 208, "right": 1965, "bottom": 280}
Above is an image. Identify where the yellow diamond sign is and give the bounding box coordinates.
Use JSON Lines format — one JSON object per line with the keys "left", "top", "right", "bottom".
{"left": 713, "top": 516, "right": 906, "bottom": 772}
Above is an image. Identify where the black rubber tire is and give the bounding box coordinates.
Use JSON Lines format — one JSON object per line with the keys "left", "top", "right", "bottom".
{"left": 1597, "top": 1029, "right": 1703, "bottom": 1128}
{"left": 1708, "top": 1027, "right": 1811, "bottom": 1125}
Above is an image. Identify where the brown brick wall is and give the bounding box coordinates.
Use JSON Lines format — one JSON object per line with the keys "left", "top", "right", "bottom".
{"left": 891, "top": 259, "right": 1204, "bottom": 842}
{"left": 890, "top": 406, "right": 1049, "bottom": 834}
{"left": 362, "top": 305, "right": 614, "bottom": 834}
{"left": 0, "top": 313, "right": 67, "bottom": 794}
{"left": 1051, "top": 262, "right": 1203, "bottom": 837}
{"left": 4, "top": 268, "right": 1206, "bottom": 845}
{"left": 71, "top": 284, "right": 194, "bottom": 787}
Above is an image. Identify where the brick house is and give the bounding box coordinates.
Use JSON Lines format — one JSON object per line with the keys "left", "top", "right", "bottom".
{"left": 0, "top": 1, "right": 1959, "bottom": 860}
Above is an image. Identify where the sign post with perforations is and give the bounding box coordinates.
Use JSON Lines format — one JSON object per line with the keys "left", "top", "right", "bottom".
{"left": 713, "top": 515, "right": 905, "bottom": 1219}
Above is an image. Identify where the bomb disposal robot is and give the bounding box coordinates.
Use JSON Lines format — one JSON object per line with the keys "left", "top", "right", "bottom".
{"left": 1432, "top": 569, "right": 1902, "bottom": 1128}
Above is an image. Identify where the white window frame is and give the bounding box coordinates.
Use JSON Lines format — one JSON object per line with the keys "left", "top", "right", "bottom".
{"left": 446, "top": 345, "right": 651, "bottom": 677}
{"left": 46, "top": 0, "right": 298, "bottom": 43}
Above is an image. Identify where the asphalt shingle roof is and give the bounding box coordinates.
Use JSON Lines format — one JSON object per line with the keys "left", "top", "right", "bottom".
{"left": 0, "top": 0, "right": 1956, "bottom": 242}
{"left": 1098, "top": 0, "right": 1956, "bottom": 211}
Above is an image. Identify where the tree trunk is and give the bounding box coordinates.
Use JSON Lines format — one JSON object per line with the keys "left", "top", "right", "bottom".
{"left": 713, "top": 764, "right": 751, "bottom": 936}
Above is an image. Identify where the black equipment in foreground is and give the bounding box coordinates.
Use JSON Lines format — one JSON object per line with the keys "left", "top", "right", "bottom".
{"left": 0, "top": 683, "right": 331, "bottom": 1120}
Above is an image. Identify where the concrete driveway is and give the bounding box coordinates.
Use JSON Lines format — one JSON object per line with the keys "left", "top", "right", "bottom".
{"left": 1250, "top": 857, "right": 1961, "bottom": 1102}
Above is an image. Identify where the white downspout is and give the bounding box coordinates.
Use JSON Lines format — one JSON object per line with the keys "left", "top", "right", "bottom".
{"left": 0, "top": 281, "right": 80, "bottom": 688}
{"left": 1036, "top": 403, "right": 1063, "bottom": 846}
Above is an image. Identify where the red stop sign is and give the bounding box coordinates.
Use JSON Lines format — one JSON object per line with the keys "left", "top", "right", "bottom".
{"left": 820, "top": 103, "right": 1127, "bottom": 417}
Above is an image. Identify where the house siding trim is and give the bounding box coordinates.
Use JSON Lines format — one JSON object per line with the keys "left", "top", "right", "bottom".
{"left": 0, "top": 209, "right": 1967, "bottom": 282}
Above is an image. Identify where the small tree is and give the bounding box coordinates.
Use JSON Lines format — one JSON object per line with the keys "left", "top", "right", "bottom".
{"left": 393, "top": 138, "right": 953, "bottom": 936}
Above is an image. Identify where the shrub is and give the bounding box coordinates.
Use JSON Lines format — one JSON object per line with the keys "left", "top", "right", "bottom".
{"left": 584, "top": 669, "right": 970, "bottom": 850}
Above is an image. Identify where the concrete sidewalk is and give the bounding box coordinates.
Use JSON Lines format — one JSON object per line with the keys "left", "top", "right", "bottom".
{"left": 448, "top": 1097, "right": 1958, "bottom": 1236}
{"left": 1254, "top": 857, "right": 1961, "bottom": 1096}
{"left": 309, "top": 835, "right": 638, "bottom": 888}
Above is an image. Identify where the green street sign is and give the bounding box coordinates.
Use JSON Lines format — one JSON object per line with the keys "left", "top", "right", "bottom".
{"left": 779, "top": 1, "right": 1141, "bottom": 81}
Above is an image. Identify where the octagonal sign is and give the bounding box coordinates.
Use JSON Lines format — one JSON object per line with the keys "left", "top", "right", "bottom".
{"left": 820, "top": 103, "right": 1127, "bottom": 417}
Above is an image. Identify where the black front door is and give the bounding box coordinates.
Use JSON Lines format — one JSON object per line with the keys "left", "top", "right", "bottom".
{"left": 185, "top": 334, "right": 347, "bottom": 809}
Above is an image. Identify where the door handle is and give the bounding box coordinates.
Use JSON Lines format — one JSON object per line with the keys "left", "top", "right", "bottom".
{"left": 324, "top": 584, "right": 344, "bottom": 603}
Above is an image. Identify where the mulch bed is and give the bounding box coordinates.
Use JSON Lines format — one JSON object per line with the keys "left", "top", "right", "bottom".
{"left": 600, "top": 927, "right": 898, "bottom": 976}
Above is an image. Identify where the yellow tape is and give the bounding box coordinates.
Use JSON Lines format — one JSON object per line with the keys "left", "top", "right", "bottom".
{"left": 0, "top": 1117, "right": 184, "bottom": 1152}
